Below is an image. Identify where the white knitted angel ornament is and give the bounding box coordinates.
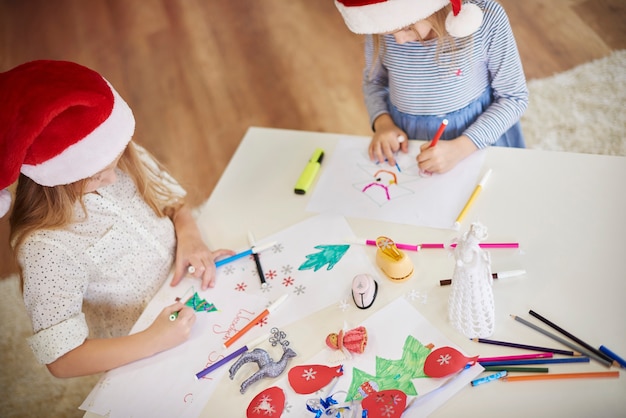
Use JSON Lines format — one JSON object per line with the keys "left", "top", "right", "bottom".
{"left": 448, "top": 222, "right": 495, "bottom": 338}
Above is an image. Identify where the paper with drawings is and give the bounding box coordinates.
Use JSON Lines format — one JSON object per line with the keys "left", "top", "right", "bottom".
{"left": 274, "top": 297, "right": 483, "bottom": 417}
{"left": 306, "top": 137, "right": 487, "bottom": 229}
{"left": 80, "top": 213, "right": 380, "bottom": 417}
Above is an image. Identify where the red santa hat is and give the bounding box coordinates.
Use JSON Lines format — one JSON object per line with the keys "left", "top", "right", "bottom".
{"left": 334, "top": 0, "right": 483, "bottom": 38}
{"left": 0, "top": 60, "right": 135, "bottom": 217}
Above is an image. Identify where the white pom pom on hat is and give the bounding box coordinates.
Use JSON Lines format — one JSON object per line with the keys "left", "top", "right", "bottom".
{"left": 334, "top": 0, "right": 483, "bottom": 38}
{"left": 0, "top": 60, "right": 135, "bottom": 217}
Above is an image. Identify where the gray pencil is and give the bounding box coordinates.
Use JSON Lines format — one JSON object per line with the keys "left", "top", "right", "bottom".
{"left": 510, "top": 315, "right": 613, "bottom": 368}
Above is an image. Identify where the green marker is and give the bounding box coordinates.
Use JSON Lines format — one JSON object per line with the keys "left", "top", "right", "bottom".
{"left": 294, "top": 148, "right": 324, "bottom": 195}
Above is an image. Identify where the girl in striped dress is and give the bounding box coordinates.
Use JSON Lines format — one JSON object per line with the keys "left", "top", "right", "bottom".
{"left": 335, "top": 0, "right": 528, "bottom": 173}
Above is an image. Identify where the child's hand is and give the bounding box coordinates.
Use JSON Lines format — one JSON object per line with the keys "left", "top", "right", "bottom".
{"left": 416, "top": 135, "right": 477, "bottom": 173}
{"left": 144, "top": 302, "right": 196, "bottom": 353}
{"left": 369, "top": 115, "right": 408, "bottom": 166}
{"left": 170, "top": 205, "right": 236, "bottom": 290}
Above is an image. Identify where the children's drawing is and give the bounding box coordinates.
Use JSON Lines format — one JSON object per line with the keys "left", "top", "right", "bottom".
{"left": 357, "top": 166, "right": 417, "bottom": 206}
{"left": 80, "top": 214, "right": 381, "bottom": 418}
{"left": 307, "top": 137, "right": 487, "bottom": 230}
{"left": 185, "top": 292, "right": 218, "bottom": 313}
{"left": 346, "top": 335, "right": 431, "bottom": 400}
{"left": 298, "top": 244, "right": 350, "bottom": 272}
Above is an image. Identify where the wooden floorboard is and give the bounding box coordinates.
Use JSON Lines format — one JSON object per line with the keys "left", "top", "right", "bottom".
{"left": 0, "top": 0, "right": 623, "bottom": 278}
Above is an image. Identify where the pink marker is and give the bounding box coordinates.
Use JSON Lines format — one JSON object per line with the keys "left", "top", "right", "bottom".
{"left": 478, "top": 352, "right": 553, "bottom": 363}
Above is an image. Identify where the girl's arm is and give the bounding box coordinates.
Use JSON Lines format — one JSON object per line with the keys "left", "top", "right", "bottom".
{"left": 169, "top": 204, "right": 234, "bottom": 290}
{"left": 46, "top": 302, "right": 195, "bottom": 378}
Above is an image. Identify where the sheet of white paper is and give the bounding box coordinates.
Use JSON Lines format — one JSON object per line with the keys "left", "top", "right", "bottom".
{"left": 274, "top": 297, "right": 483, "bottom": 417}
{"left": 306, "top": 137, "right": 487, "bottom": 229}
{"left": 80, "top": 213, "right": 380, "bottom": 417}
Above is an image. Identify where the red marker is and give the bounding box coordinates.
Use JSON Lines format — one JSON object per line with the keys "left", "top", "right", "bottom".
{"left": 429, "top": 119, "right": 448, "bottom": 148}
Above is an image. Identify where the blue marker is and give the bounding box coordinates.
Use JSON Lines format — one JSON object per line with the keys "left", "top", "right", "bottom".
{"left": 471, "top": 370, "right": 508, "bottom": 387}
{"left": 215, "top": 241, "right": 276, "bottom": 268}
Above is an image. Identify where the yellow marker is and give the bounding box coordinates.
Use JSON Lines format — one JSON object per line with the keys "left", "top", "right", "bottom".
{"left": 454, "top": 169, "right": 492, "bottom": 229}
{"left": 294, "top": 148, "right": 324, "bottom": 195}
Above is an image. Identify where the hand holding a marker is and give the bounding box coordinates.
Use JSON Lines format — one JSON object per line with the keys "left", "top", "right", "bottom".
{"left": 145, "top": 301, "right": 196, "bottom": 353}
{"left": 416, "top": 132, "right": 477, "bottom": 174}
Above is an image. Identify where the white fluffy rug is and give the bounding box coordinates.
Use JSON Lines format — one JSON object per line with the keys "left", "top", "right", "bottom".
{"left": 1, "top": 51, "right": 625, "bottom": 418}
{"left": 522, "top": 50, "right": 626, "bottom": 156}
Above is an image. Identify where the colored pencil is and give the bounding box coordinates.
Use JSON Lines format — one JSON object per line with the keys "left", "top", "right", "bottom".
{"left": 503, "top": 371, "right": 620, "bottom": 382}
{"left": 600, "top": 345, "right": 626, "bottom": 368}
{"left": 429, "top": 118, "right": 448, "bottom": 148}
{"left": 478, "top": 357, "right": 589, "bottom": 367}
{"left": 478, "top": 352, "right": 552, "bottom": 363}
{"left": 471, "top": 337, "right": 580, "bottom": 356}
{"left": 483, "top": 366, "right": 549, "bottom": 373}
{"left": 528, "top": 310, "right": 615, "bottom": 365}
{"left": 510, "top": 315, "right": 613, "bottom": 368}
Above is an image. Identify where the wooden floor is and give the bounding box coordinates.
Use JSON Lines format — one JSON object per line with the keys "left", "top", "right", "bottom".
{"left": 1, "top": 0, "right": 624, "bottom": 278}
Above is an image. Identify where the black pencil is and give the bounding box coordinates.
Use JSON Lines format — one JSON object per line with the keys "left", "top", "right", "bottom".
{"left": 471, "top": 337, "right": 581, "bottom": 356}
{"left": 528, "top": 310, "right": 615, "bottom": 365}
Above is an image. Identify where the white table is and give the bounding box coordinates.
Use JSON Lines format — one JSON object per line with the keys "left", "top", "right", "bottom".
{"left": 89, "top": 127, "right": 626, "bottom": 417}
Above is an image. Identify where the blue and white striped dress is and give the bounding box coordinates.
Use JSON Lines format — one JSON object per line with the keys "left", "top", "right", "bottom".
{"left": 363, "top": 0, "right": 528, "bottom": 148}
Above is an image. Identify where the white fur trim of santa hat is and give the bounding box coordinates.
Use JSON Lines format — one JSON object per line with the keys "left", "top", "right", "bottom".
{"left": 0, "top": 60, "right": 135, "bottom": 217}
{"left": 334, "top": 0, "right": 483, "bottom": 38}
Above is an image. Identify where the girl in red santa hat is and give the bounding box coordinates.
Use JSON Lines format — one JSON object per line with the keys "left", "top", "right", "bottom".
{"left": 0, "top": 60, "right": 234, "bottom": 378}
{"left": 334, "top": 0, "right": 528, "bottom": 173}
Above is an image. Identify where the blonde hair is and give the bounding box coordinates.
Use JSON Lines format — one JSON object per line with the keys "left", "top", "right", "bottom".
{"left": 10, "top": 141, "right": 183, "bottom": 282}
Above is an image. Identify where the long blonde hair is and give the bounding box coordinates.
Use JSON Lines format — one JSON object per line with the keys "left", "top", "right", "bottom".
{"left": 10, "top": 141, "right": 183, "bottom": 278}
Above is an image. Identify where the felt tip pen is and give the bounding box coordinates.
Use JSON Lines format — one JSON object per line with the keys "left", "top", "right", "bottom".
{"left": 429, "top": 119, "right": 448, "bottom": 148}
{"left": 214, "top": 241, "right": 276, "bottom": 268}
{"left": 453, "top": 168, "right": 492, "bottom": 230}
{"left": 440, "top": 270, "right": 526, "bottom": 286}
{"left": 294, "top": 148, "right": 324, "bottom": 195}
{"left": 223, "top": 294, "right": 289, "bottom": 348}
{"left": 347, "top": 237, "right": 519, "bottom": 252}
{"left": 248, "top": 231, "right": 267, "bottom": 288}
{"left": 195, "top": 333, "right": 268, "bottom": 380}
{"left": 471, "top": 370, "right": 507, "bottom": 387}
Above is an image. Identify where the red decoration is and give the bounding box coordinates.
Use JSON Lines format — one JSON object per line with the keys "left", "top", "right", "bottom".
{"left": 246, "top": 386, "right": 285, "bottom": 417}
{"left": 423, "top": 346, "right": 478, "bottom": 378}
{"left": 288, "top": 364, "right": 344, "bottom": 394}
{"left": 361, "top": 389, "right": 407, "bottom": 418}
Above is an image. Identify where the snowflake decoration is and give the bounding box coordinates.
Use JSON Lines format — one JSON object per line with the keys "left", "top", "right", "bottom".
{"left": 379, "top": 405, "right": 396, "bottom": 417}
{"left": 406, "top": 289, "right": 428, "bottom": 304}
{"left": 281, "top": 265, "right": 293, "bottom": 275}
{"left": 338, "top": 299, "right": 350, "bottom": 311}
{"left": 294, "top": 285, "right": 306, "bottom": 295}
{"left": 258, "top": 316, "right": 269, "bottom": 327}
{"left": 266, "top": 269, "right": 278, "bottom": 280}
{"left": 437, "top": 354, "right": 452, "bottom": 366}
{"left": 272, "top": 243, "right": 284, "bottom": 253}
{"left": 235, "top": 282, "right": 247, "bottom": 292}
{"left": 252, "top": 394, "right": 276, "bottom": 415}
{"left": 223, "top": 265, "right": 236, "bottom": 275}
{"left": 261, "top": 283, "right": 273, "bottom": 293}
{"left": 282, "top": 276, "right": 294, "bottom": 286}
{"left": 301, "top": 368, "right": 317, "bottom": 380}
